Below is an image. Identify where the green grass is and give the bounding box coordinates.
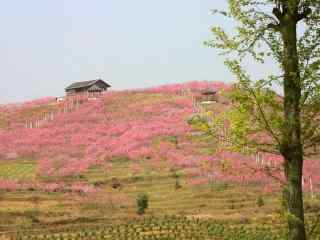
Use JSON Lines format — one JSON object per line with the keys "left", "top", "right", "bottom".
{"left": 10, "top": 215, "right": 320, "bottom": 240}
{"left": 0, "top": 157, "right": 318, "bottom": 239}
{"left": 0, "top": 159, "right": 37, "bottom": 180}
{"left": 8, "top": 216, "right": 289, "bottom": 240}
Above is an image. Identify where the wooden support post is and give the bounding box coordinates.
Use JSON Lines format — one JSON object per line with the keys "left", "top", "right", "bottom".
{"left": 310, "top": 176, "right": 314, "bottom": 198}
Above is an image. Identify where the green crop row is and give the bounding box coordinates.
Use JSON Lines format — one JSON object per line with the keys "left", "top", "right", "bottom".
{"left": 4, "top": 216, "right": 293, "bottom": 240}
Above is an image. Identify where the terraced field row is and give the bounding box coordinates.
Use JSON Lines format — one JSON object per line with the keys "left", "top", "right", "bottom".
{"left": 0, "top": 160, "right": 36, "bottom": 180}
{"left": 0, "top": 157, "right": 318, "bottom": 233}
{"left": 7, "top": 216, "right": 286, "bottom": 240}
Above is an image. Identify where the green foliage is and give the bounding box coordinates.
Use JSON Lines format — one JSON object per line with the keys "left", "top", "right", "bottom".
{"left": 187, "top": 112, "right": 228, "bottom": 147}
{"left": 0, "top": 160, "right": 36, "bottom": 180}
{"left": 187, "top": 115, "right": 213, "bottom": 136}
{"left": 170, "top": 170, "right": 182, "bottom": 190}
{"left": 225, "top": 81, "right": 283, "bottom": 154}
{"left": 206, "top": 1, "right": 320, "bottom": 239}
{"left": 306, "top": 213, "right": 320, "bottom": 240}
{"left": 257, "top": 195, "right": 265, "bottom": 207}
{"left": 7, "top": 214, "right": 320, "bottom": 239}
{"left": 136, "top": 193, "right": 149, "bottom": 215}
{"left": 206, "top": 0, "right": 320, "bottom": 156}
{"left": 208, "top": 223, "right": 287, "bottom": 240}
{"left": 8, "top": 216, "right": 290, "bottom": 240}
{"left": 24, "top": 209, "right": 40, "bottom": 223}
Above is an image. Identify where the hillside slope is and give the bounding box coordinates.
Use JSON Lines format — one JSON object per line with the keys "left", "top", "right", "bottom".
{"left": 0, "top": 81, "right": 319, "bottom": 232}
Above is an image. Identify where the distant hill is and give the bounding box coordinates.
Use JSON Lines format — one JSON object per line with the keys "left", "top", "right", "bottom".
{"left": 0, "top": 81, "right": 318, "bottom": 194}
{"left": 0, "top": 81, "right": 319, "bottom": 233}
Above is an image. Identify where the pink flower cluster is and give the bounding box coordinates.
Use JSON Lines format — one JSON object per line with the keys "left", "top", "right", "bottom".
{"left": 0, "top": 81, "right": 319, "bottom": 194}
{"left": 146, "top": 81, "right": 231, "bottom": 94}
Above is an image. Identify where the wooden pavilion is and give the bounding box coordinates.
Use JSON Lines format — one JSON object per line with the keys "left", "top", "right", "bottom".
{"left": 65, "top": 79, "right": 111, "bottom": 96}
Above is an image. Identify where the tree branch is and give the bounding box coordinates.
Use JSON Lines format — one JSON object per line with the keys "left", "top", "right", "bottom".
{"left": 261, "top": 36, "right": 282, "bottom": 62}
{"left": 247, "top": 87, "right": 281, "bottom": 146}
{"left": 297, "top": 7, "right": 312, "bottom": 22}
{"left": 272, "top": 7, "right": 283, "bottom": 21}
{"left": 267, "top": 23, "right": 281, "bottom": 32}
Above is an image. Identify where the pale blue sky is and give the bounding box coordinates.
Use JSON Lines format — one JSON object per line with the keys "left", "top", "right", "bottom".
{"left": 0, "top": 0, "right": 270, "bottom": 103}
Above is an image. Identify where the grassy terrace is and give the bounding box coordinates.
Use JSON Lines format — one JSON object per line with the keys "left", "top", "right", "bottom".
{"left": 0, "top": 90, "right": 319, "bottom": 239}
{"left": 0, "top": 157, "right": 319, "bottom": 239}
{"left": 0, "top": 159, "right": 36, "bottom": 180}
{"left": 9, "top": 216, "right": 290, "bottom": 240}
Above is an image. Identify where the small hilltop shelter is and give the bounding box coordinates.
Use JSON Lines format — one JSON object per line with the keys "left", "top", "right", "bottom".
{"left": 192, "top": 88, "right": 218, "bottom": 114}
{"left": 200, "top": 88, "right": 218, "bottom": 103}
{"left": 65, "top": 79, "right": 111, "bottom": 96}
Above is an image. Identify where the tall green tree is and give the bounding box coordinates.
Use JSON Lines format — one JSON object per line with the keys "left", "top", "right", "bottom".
{"left": 206, "top": 1, "right": 320, "bottom": 239}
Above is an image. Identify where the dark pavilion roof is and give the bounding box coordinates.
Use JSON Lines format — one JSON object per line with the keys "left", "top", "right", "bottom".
{"left": 201, "top": 88, "right": 217, "bottom": 95}
{"left": 65, "top": 79, "right": 111, "bottom": 91}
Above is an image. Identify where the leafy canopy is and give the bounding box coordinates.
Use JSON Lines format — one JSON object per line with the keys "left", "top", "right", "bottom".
{"left": 205, "top": 0, "right": 320, "bottom": 155}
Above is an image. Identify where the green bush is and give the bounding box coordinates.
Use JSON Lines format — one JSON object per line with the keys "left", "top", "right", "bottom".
{"left": 136, "top": 193, "right": 149, "bottom": 215}
{"left": 24, "top": 209, "right": 40, "bottom": 223}
{"left": 257, "top": 196, "right": 265, "bottom": 207}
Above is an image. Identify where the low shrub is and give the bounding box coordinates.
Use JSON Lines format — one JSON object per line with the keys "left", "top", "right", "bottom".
{"left": 136, "top": 193, "right": 149, "bottom": 215}
{"left": 257, "top": 195, "right": 265, "bottom": 207}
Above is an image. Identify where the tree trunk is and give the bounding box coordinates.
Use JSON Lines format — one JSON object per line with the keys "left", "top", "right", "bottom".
{"left": 280, "top": 9, "right": 307, "bottom": 240}
{"left": 283, "top": 154, "right": 306, "bottom": 240}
